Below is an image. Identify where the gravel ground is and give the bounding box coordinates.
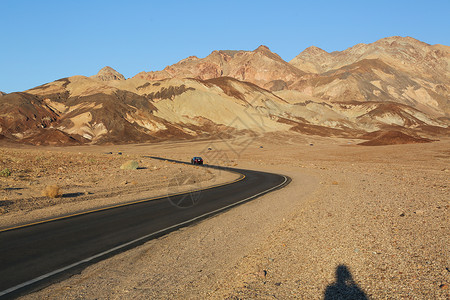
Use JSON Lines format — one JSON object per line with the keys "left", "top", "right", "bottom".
{"left": 8, "top": 135, "right": 450, "bottom": 299}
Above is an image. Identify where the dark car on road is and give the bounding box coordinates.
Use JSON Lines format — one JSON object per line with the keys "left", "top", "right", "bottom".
{"left": 191, "top": 157, "right": 203, "bottom": 165}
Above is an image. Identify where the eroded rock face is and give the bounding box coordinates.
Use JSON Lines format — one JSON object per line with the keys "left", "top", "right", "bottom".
{"left": 134, "top": 45, "right": 305, "bottom": 91}
{"left": 0, "top": 92, "right": 59, "bottom": 135}
{"left": 91, "top": 66, "right": 126, "bottom": 81}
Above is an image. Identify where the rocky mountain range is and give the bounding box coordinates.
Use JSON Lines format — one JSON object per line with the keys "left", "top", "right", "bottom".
{"left": 0, "top": 36, "right": 448, "bottom": 146}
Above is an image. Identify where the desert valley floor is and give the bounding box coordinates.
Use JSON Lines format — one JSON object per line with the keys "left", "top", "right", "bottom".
{"left": 0, "top": 133, "right": 449, "bottom": 299}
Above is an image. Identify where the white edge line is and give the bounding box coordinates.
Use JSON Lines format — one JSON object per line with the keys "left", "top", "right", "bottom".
{"left": 0, "top": 175, "right": 288, "bottom": 297}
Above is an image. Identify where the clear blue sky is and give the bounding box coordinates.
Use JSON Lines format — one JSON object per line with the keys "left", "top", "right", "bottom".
{"left": 1, "top": 0, "right": 449, "bottom": 93}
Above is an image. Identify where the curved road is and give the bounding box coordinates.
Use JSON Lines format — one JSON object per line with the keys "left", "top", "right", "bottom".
{"left": 0, "top": 157, "right": 290, "bottom": 298}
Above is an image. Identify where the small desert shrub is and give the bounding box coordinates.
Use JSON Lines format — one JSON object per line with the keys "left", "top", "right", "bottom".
{"left": 42, "top": 185, "right": 62, "bottom": 198}
{"left": 120, "top": 160, "right": 139, "bottom": 170}
{"left": 0, "top": 168, "right": 11, "bottom": 177}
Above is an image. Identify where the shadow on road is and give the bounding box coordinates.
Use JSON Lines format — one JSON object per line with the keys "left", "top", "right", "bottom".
{"left": 324, "top": 265, "right": 368, "bottom": 300}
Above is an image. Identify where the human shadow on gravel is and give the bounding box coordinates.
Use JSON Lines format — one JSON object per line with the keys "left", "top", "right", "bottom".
{"left": 324, "top": 265, "right": 368, "bottom": 300}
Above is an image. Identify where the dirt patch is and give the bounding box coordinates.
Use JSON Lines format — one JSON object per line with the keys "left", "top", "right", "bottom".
{"left": 145, "top": 85, "right": 195, "bottom": 101}
{"left": 358, "top": 130, "right": 432, "bottom": 146}
{"left": 205, "top": 77, "right": 246, "bottom": 100}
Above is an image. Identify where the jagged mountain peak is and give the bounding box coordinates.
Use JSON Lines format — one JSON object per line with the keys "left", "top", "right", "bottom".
{"left": 91, "top": 66, "right": 125, "bottom": 81}
{"left": 255, "top": 45, "right": 271, "bottom": 52}
{"left": 289, "top": 46, "right": 332, "bottom": 73}
{"left": 300, "top": 45, "right": 329, "bottom": 55}
{"left": 376, "top": 35, "right": 430, "bottom": 46}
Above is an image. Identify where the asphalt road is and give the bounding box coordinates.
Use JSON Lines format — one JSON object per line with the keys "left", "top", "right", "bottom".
{"left": 0, "top": 157, "right": 290, "bottom": 298}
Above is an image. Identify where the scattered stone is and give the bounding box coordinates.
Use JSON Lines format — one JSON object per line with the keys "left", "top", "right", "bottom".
{"left": 258, "top": 270, "right": 267, "bottom": 279}
{"left": 399, "top": 213, "right": 405, "bottom": 217}
{"left": 120, "top": 160, "right": 139, "bottom": 170}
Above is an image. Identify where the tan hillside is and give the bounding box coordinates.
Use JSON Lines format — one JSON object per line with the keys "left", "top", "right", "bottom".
{"left": 0, "top": 72, "right": 446, "bottom": 146}
{"left": 289, "top": 58, "right": 449, "bottom": 116}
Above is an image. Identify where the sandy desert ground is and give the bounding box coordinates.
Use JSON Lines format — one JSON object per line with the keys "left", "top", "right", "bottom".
{"left": 0, "top": 133, "right": 448, "bottom": 299}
